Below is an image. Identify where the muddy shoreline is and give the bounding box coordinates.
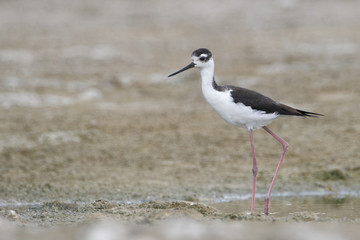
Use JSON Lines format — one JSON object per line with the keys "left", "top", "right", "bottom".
{"left": 1, "top": 197, "right": 360, "bottom": 239}
{"left": 2, "top": 195, "right": 360, "bottom": 226}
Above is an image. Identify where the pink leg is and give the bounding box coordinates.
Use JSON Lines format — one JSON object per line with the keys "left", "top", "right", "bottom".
{"left": 262, "top": 126, "right": 289, "bottom": 215}
{"left": 249, "top": 130, "right": 258, "bottom": 212}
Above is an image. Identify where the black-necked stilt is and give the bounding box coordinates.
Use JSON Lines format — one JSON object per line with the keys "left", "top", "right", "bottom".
{"left": 168, "top": 48, "right": 322, "bottom": 215}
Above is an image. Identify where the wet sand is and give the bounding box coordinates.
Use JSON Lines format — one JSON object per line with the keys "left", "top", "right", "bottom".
{"left": 0, "top": 0, "right": 360, "bottom": 239}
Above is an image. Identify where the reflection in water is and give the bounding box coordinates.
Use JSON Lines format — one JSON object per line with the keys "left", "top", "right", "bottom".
{"left": 210, "top": 194, "right": 360, "bottom": 219}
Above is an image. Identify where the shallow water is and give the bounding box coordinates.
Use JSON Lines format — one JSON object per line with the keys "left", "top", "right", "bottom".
{"left": 1, "top": 192, "right": 359, "bottom": 227}
{"left": 211, "top": 194, "right": 360, "bottom": 220}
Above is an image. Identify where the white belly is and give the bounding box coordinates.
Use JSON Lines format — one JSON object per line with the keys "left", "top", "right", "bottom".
{"left": 202, "top": 88, "right": 279, "bottom": 130}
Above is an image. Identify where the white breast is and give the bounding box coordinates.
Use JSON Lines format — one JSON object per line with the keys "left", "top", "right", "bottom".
{"left": 201, "top": 82, "right": 278, "bottom": 130}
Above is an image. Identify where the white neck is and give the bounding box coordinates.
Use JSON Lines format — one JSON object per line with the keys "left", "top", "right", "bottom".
{"left": 200, "top": 59, "right": 215, "bottom": 90}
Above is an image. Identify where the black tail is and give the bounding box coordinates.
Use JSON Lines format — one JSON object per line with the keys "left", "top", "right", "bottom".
{"left": 296, "top": 109, "right": 324, "bottom": 118}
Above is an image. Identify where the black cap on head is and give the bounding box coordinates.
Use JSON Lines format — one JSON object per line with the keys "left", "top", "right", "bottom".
{"left": 191, "top": 48, "right": 212, "bottom": 59}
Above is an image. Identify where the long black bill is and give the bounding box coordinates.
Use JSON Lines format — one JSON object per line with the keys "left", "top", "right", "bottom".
{"left": 168, "top": 62, "right": 195, "bottom": 77}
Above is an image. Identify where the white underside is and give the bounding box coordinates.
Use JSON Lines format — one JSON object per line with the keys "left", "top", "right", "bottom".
{"left": 203, "top": 87, "right": 278, "bottom": 130}
{"left": 200, "top": 67, "right": 278, "bottom": 130}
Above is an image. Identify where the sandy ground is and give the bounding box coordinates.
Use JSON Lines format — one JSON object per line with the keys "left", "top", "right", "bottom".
{"left": 0, "top": 0, "right": 360, "bottom": 239}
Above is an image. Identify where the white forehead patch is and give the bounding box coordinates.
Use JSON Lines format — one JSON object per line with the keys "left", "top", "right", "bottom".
{"left": 191, "top": 53, "right": 211, "bottom": 62}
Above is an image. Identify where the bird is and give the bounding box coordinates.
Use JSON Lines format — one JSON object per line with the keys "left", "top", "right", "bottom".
{"left": 168, "top": 48, "right": 322, "bottom": 215}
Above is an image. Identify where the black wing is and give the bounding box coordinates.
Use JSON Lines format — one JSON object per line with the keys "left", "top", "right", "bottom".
{"left": 228, "top": 85, "right": 322, "bottom": 117}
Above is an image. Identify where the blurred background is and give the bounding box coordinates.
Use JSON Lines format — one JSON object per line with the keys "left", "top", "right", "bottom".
{"left": 0, "top": 0, "right": 360, "bottom": 230}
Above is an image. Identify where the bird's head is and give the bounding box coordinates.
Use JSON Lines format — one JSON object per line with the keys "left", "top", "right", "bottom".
{"left": 168, "top": 48, "right": 214, "bottom": 77}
